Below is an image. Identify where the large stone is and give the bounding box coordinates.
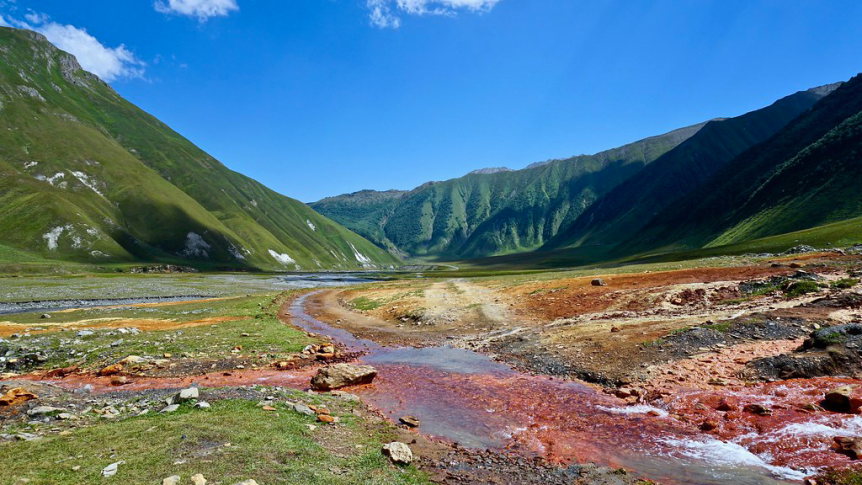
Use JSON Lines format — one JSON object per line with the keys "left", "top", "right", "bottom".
{"left": 822, "top": 385, "right": 862, "bottom": 413}
{"left": 0, "top": 388, "right": 37, "bottom": 407}
{"left": 176, "top": 387, "right": 200, "bottom": 402}
{"left": 835, "top": 436, "right": 862, "bottom": 459}
{"left": 382, "top": 441, "right": 413, "bottom": 465}
{"left": 27, "top": 406, "right": 65, "bottom": 416}
{"left": 97, "top": 363, "right": 123, "bottom": 376}
{"left": 191, "top": 474, "right": 207, "bottom": 485}
{"left": 310, "top": 363, "right": 377, "bottom": 391}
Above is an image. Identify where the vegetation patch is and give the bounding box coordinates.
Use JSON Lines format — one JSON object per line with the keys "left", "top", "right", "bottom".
{"left": 0, "top": 394, "right": 427, "bottom": 485}
{"left": 783, "top": 280, "right": 822, "bottom": 298}
{"left": 832, "top": 278, "right": 860, "bottom": 289}
{"left": 350, "top": 297, "right": 384, "bottom": 311}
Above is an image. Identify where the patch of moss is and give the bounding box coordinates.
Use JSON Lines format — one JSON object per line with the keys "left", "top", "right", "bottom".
{"left": 833, "top": 278, "right": 860, "bottom": 289}
{"left": 783, "top": 280, "right": 821, "bottom": 298}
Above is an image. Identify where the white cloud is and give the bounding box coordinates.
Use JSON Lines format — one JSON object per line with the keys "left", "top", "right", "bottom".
{"left": 155, "top": 0, "right": 239, "bottom": 20}
{"left": 367, "top": 0, "right": 500, "bottom": 28}
{"left": 37, "top": 22, "right": 145, "bottom": 82}
{"left": 3, "top": 12, "right": 145, "bottom": 82}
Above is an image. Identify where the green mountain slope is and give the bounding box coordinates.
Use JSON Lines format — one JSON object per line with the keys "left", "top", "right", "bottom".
{"left": 0, "top": 28, "right": 398, "bottom": 270}
{"left": 545, "top": 85, "right": 836, "bottom": 254}
{"left": 311, "top": 123, "right": 704, "bottom": 259}
{"left": 624, "top": 73, "right": 862, "bottom": 254}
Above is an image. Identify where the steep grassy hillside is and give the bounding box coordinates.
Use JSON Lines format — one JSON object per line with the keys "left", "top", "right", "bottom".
{"left": 312, "top": 123, "right": 704, "bottom": 259}
{"left": 624, "top": 73, "right": 862, "bottom": 254}
{"left": 0, "top": 28, "right": 398, "bottom": 270}
{"left": 545, "top": 85, "right": 836, "bottom": 253}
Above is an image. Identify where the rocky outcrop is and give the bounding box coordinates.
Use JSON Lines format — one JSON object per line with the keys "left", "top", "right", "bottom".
{"left": 746, "top": 323, "right": 862, "bottom": 380}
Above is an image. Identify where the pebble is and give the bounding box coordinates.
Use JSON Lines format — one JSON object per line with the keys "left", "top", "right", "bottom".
{"left": 101, "top": 461, "right": 124, "bottom": 478}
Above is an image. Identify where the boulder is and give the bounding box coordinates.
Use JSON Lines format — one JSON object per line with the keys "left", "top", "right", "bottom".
{"left": 27, "top": 406, "right": 65, "bottom": 416}
{"left": 310, "top": 363, "right": 377, "bottom": 391}
{"left": 382, "top": 441, "right": 413, "bottom": 465}
{"left": 835, "top": 436, "right": 862, "bottom": 458}
{"left": 822, "top": 385, "right": 862, "bottom": 413}
{"left": 176, "top": 387, "right": 200, "bottom": 402}
{"left": 97, "top": 363, "right": 123, "bottom": 376}
{"left": 0, "top": 387, "right": 37, "bottom": 407}
{"left": 399, "top": 415, "right": 421, "bottom": 428}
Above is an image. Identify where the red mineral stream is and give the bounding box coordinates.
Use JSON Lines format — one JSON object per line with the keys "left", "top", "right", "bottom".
{"left": 26, "top": 291, "right": 862, "bottom": 484}
{"left": 288, "top": 291, "right": 862, "bottom": 485}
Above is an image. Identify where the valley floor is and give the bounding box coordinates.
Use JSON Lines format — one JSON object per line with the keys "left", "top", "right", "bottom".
{"left": 2, "top": 251, "right": 862, "bottom": 483}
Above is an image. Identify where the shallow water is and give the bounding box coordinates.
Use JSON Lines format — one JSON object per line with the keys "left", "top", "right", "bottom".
{"left": 288, "top": 292, "right": 806, "bottom": 485}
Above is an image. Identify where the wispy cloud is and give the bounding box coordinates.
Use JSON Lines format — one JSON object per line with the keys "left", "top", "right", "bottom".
{"left": 0, "top": 14, "right": 9, "bottom": 27}
{"left": 154, "top": 0, "right": 239, "bottom": 21}
{"left": 367, "top": 0, "right": 500, "bottom": 29}
{"left": 5, "top": 12, "right": 145, "bottom": 82}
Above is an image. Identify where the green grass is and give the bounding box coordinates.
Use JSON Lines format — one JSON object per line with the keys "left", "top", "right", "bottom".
{"left": 783, "top": 280, "right": 821, "bottom": 298}
{"left": 350, "top": 297, "right": 384, "bottom": 311}
{"left": 833, "top": 278, "right": 860, "bottom": 289}
{"left": 0, "top": 395, "right": 428, "bottom": 485}
{"left": 3, "top": 293, "right": 314, "bottom": 370}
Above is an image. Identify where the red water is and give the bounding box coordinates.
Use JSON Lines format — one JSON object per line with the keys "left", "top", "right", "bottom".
{"left": 7, "top": 291, "right": 862, "bottom": 484}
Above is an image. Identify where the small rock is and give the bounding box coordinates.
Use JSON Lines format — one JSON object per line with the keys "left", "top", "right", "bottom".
{"left": 743, "top": 403, "right": 772, "bottom": 416}
{"left": 233, "top": 481, "right": 259, "bottom": 485}
{"left": 194, "top": 401, "right": 211, "bottom": 409}
{"left": 591, "top": 279, "right": 607, "bottom": 287}
{"left": 399, "top": 415, "right": 421, "bottom": 428}
{"left": 97, "top": 363, "right": 123, "bottom": 376}
{"left": 382, "top": 441, "right": 413, "bottom": 465}
{"left": 40, "top": 314, "right": 51, "bottom": 319}
{"left": 610, "top": 326, "right": 621, "bottom": 333}
{"left": 822, "top": 385, "right": 862, "bottom": 413}
{"left": 162, "top": 476, "right": 181, "bottom": 485}
{"left": 262, "top": 405, "right": 277, "bottom": 412}
{"left": 76, "top": 330, "right": 94, "bottom": 337}
{"left": 835, "top": 436, "right": 862, "bottom": 459}
{"left": 110, "top": 376, "right": 129, "bottom": 386}
{"left": 119, "top": 355, "right": 146, "bottom": 365}
{"left": 291, "top": 403, "right": 315, "bottom": 416}
{"left": 27, "top": 406, "right": 65, "bottom": 416}
{"left": 101, "top": 461, "right": 125, "bottom": 477}
{"left": 700, "top": 420, "right": 719, "bottom": 431}
{"left": 176, "top": 387, "right": 200, "bottom": 402}
{"left": 160, "top": 404, "right": 180, "bottom": 413}
{"left": 191, "top": 474, "right": 207, "bottom": 485}
{"left": 318, "top": 414, "right": 336, "bottom": 424}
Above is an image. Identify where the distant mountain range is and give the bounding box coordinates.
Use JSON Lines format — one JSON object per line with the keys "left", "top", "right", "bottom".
{"left": 0, "top": 27, "right": 398, "bottom": 270}
{"left": 313, "top": 76, "right": 861, "bottom": 265}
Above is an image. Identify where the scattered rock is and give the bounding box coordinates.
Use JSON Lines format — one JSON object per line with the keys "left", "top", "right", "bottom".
{"left": 101, "top": 461, "right": 124, "bottom": 478}
{"left": 27, "top": 405, "right": 65, "bottom": 416}
{"left": 743, "top": 403, "right": 772, "bottom": 416}
{"left": 822, "top": 386, "right": 862, "bottom": 413}
{"left": 97, "top": 363, "right": 123, "bottom": 376}
{"left": 0, "top": 387, "right": 37, "bottom": 406}
{"left": 290, "top": 402, "right": 315, "bottom": 416}
{"left": 160, "top": 404, "right": 180, "bottom": 413}
{"left": 399, "top": 415, "right": 421, "bottom": 428}
{"left": 176, "top": 387, "right": 200, "bottom": 402}
{"left": 310, "top": 363, "right": 377, "bottom": 391}
{"left": 835, "top": 436, "right": 862, "bottom": 459}
{"left": 382, "top": 441, "right": 413, "bottom": 465}
{"left": 317, "top": 414, "right": 336, "bottom": 424}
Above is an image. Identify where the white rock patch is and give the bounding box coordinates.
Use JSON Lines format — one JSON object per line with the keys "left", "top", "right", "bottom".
{"left": 180, "top": 232, "right": 211, "bottom": 258}
{"left": 43, "top": 225, "right": 71, "bottom": 250}
{"left": 306, "top": 219, "right": 317, "bottom": 231}
{"left": 70, "top": 170, "right": 105, "bottom": 197}
{"left": 349, "top": 242, "right": 373, "bottom": 266}
{"left": 268, "top": 249, "right": 298, "bottom": 268}
{"left": 23, "top": 161, "right": 38, "bottom": 169}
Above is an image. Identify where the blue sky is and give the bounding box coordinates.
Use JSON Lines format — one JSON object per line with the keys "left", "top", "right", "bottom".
{"left": 1, "top": 0, "right": 861, "bottom": 202}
